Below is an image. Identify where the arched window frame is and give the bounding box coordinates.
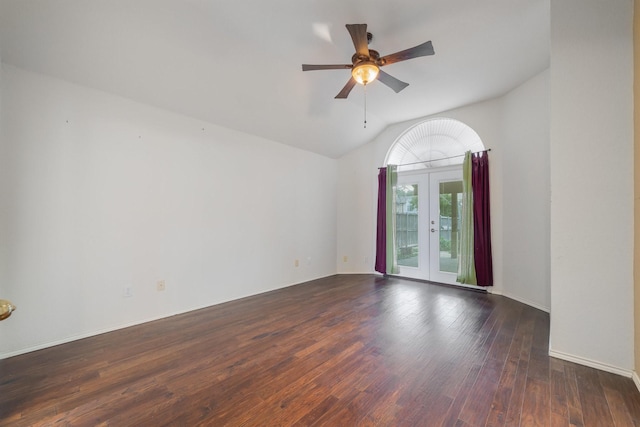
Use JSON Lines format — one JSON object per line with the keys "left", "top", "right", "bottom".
{"left": 385, "top": 118, "right": 485, "bottom": 169}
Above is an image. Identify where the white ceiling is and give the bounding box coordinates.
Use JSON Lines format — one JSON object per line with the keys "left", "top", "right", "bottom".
{"left": 0, "top": 0, "right": 549, "bottom": 158}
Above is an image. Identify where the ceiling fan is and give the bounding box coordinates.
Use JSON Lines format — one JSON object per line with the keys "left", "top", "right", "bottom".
{"left": 302, "top": 24, "right": 435, "bottom": 99}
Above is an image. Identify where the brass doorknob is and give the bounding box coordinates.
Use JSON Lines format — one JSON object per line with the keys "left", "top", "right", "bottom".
{"left": 0, "top": 299, "right": 16, "bottom": 320}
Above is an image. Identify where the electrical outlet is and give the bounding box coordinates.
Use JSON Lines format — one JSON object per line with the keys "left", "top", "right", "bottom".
{"left": 157, "top": 280, "right": 166, "bottom": 291}
{"left": 294, "top": 259, "right": 299, "bottom": 267}
{"left": 123, "top": 286, "right": 133, "bottom": 298}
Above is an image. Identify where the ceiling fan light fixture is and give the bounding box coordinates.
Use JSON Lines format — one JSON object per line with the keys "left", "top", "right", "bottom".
{"left": 351, "top": 61, "right": 379, "bottom": 85}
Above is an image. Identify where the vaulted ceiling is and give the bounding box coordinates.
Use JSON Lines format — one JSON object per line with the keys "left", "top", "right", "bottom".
{"left": 0, "top": 0, "right": 549, "bottom": 158}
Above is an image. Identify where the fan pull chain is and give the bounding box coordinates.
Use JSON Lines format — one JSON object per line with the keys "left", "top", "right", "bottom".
{"left": 364, "top": 84, "right": 367, "bottom": 128}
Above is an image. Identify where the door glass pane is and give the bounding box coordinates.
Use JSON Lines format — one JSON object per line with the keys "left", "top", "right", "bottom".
{"left": 438, "top": 181, "right": 463, "bottom": 273}
{"left": 396, "top": 184, "right": 418, "bottom": 267}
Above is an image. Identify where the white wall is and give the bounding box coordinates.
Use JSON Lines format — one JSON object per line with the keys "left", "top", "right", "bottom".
{"left": 501, "top": 70, "right": 550, "bottom": 311}
{"left": 549, "top": 0, "right": 634, "bottom": 374}
{"left": 0, "top": 65, "right": 338, "bottom": 358}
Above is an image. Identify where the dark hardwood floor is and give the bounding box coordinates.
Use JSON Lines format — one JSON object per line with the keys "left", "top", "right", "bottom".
{"left": 2, "top": 274, "right": 639, "bottom": 426}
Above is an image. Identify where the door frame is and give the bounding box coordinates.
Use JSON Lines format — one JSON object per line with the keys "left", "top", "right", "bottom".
{"left": 394, "top": 165, "right": 463, "bottom": 286}
{"left": 428, "top": 169, "right": 463, "bottom": 284}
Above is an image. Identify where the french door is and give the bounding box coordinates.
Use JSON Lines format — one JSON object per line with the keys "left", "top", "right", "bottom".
{"left": 395, "top": 168, "right": 463, "bottom": 285}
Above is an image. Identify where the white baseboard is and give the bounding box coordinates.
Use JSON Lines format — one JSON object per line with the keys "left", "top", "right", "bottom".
{"left": 633, "top": 371, "right": 640, "bottom": 393}
{"left": 1, "top": 273, "right": 335, "bottom": 360}
{"left": 631, "top": 371, "right": 640, "bottom": 391}
{"left": 0, "top": 310, "right": 197, "bottom": 360}
{"left": 336, "top": 270, "right": 378, "bottom": 275}
{"left": 549, "top": 349, "right": 633, "bottom": 378}
{"left": 494, "top": 290, "right": 550, "bottom": 313}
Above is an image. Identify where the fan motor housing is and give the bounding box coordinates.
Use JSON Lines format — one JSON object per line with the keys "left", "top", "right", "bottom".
{"left": 352, "top": 49, "right": 383, "bottom": 67}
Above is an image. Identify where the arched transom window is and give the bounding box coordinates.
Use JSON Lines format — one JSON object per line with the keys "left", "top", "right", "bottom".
{"left": 386, "top": 118, "right": 485, "bottom": 170}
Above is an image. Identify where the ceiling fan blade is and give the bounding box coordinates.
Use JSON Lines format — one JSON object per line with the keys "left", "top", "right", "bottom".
{"left": 377, "top": 70, "right": 409, "bottom": 93}
{"left": 379, "top": 41, "right": 434, "bottom": 66}
{"left": 302, "top": 64, "right": 352, "bottom": 71}
{"left": 346, "top": 24, "right": 370, "bottom": 57}
{"left": 335, "top": 77, "right": 357, "bottom": 99}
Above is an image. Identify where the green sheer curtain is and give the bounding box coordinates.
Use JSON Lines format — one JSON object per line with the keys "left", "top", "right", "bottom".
{"left": 385, "top": 165, "right": 398, "bottom": 274}
{"left": 457, "top": 152, "right": 476, "bottom": 284}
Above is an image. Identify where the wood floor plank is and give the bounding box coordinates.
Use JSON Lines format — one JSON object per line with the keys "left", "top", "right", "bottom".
{"left": 503, "top": 308, "right": 537, "bottom": 426}
{"left": 603, "top": 386, "right": 636, "bottom": 427}
{"left": 520, "top": 377, "right": 551, "bottom": 427}
{"left": 549, "top": 365, "right": 569, "bottom": 421}
{"left": 290, "top": 394, "right": 340, "bottom": 426}
{"left": 441, "top": 363, "right": 483, "bottom": 426}
{"left": 2, "top": 274, "right": 640, "bottom": 426}
{"left": 575, "top": 364, "right": 616, "bottom": 427}
{"left": 598, "top": 369, "right": 640, "bottom": 426}
{"left": 564, "top": 363, "right": 586, "bottom": 427}
{"left": 485, "top": 306, "right": 531, "bottom": 427}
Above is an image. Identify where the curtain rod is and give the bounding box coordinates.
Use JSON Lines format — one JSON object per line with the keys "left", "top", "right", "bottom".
{"left": 379, "top": 149, "right": 491, "bottom": 169}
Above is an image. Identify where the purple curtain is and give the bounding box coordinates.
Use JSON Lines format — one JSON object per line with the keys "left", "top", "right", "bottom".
{"left": 472, "top": 151, "right": 493, "bottom": 286}
{"left": 374, "top": 168, "right": 387, "bottom": 274}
